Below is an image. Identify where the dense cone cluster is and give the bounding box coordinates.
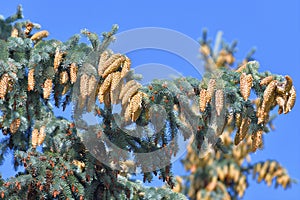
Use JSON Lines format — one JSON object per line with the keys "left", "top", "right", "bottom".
{"left": 178, "top": 130, "right": 293, "bottom": 200}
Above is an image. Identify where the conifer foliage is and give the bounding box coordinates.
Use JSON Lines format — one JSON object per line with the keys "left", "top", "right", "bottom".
{"left": 0, "top": 6, "right": 296, "bottom": 200}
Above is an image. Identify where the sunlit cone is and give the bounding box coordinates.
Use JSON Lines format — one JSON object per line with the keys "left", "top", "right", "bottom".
{"left": 121, "top": 83, "right": 141, "bottom": 105}
{"left": 38, "top": 126, "right": 46, "bottom": 146}
{"left": 284, "top": 86, "right": 296, "bottom": 114}
{"left": 59, "top": 71, "right": 69, "bottom": 84}
{"left": 0, "top": 74, "right": 9, "bottom": 100}
{"left": 251, "top": 129, "right": 263, "bottom": 152}
{"left": 99, "top": 73, "right": 112, "bottom": 97}
{"left": 97, "top": 51, "right": 109, "bottom": 76}
{"left": 206, "top": 79, "right": 216, "bottom": 103}
{"left": 119, "top": 80, "right": 137, "bottom": 100}
{"left": 102, "top": 56, "right": 125, "bottom": 78}
{"left": 70, "top": 63, "right": 78, "bottom": 84}
{"left": 30, "top": 30, "right": 49, "bottom": 41}
{"left": 24, "top": 22, "right": 33, "bottom": 35}
{"left": 98, "top": 53, "right": 122, "bottom": 76}
{"left": 54, "top": 48, "right": 65, "bottom": 72}
{"left": 240, "top": 73, "right": 253, "bottom": 101}
{"left": 28, "top": 68, "right": 35, "bottom": 91}
{"left": 43, "top": 79, "right": 53, "bottom": 99}
{"left": 11, "top": 28, "right": 18, "bottom": 37}
{"left": 129, "top": 91, "right": 143, "bottom": 121}
{"left": 110, "top": 71, "right": 122, "bottom": 91}
{"left": 262, "top": 80, "right": 277, "bottom": 108}
{"left": 124, "top": 103, "right": 131, "bottom": 122}
{"left": 260, "top": 76, "right": 273, "bottom": 86}
{"left": 234, "top": 117, "right": 251, "bottom": 145}
{"left": 284, "top": 75, "right": 293, "bottom": 93}
{"left": 199, "top": 89, "right": 207, "bottom": 112}
{"left": 10, "top": 118, "right": 21, "bottom": 134}
{"left": 121, "top": 57, "right": 131, "bottom": 78}
{"left": 215, "top": 89, "right": 224, "bottom": 116}
{"left": 31, "top": 128, "right": 39, "bottom": 148}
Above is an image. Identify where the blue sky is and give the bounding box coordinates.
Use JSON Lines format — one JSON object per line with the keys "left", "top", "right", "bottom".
{"left": 1, "top": 1, "right": 300, "bottom": 199}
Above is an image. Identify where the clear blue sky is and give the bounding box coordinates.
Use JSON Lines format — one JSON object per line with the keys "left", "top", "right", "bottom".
{"left": 1, "top": 1, "right": 300, "bottom": 199}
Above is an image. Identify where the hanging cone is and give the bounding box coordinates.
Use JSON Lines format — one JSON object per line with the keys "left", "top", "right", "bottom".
{"left": 38, "top": 126, "right": 46, "bottom": 146}
{"left": 251, "top": 130, "right": 263, "bottom": 152}
{"left": 28, "top": 68, "right": 35, "bottom": 91}
{"left": 70, "top": 63, "right": 78, "bottom": 84}
{"left": 102, "top": 56, "right": 125, "bottom": 78}
{"left": 53, "top": 48, "right": 65, "bottom": 72}
{"left": 43, "top": 79, "right": 53, "bottom": 99}
{"left": 0, "top": 74, "right": 9, "bottom": 100}
{"left": 31, "top": 128, "right": 39, "bottom": 148}
{"left": 206, "top": 79, "right": 216, "bottom": 103}
{"left": 121, "top": 57, "right": 131, "bottom": 78}
{"left": 30, "top": 30, "right": 49, "bottom": 41}
{"left": 284, "top": 86, "right": 296, "bottom": 114}
{"left": 215, "top": 89, "right": 224, "bottom": 116}
{"left": 260, "top": 76, "right": 273, "bottom": 86}
{"left": 240, "top": 73, "right": 253, "bottom": 101}
{"left": 199, "top": 89, "right": 207, "bottom": 112}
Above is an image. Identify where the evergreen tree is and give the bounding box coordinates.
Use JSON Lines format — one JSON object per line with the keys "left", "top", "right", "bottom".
{"left": 0, "top": 6, "right": 296, "bottom": 200}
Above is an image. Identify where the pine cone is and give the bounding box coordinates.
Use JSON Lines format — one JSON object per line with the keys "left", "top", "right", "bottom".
{"left": 121, "top": 57, "right": 131, "bottom": 78}
{"left": 97, "top": 51, "right": 110, "bottom": 76}
{"left": 43, "top": 79, "right": 53, "bottom": 99}
{"left": 215, "top": 89, "right": 224, "bottom": 116}
{"left": 199, "top": 89, "right": 207, "bottom": 112}
{"left": 38, "top": 126, "right": 46, "bottom": 146}
{"left": 234, "top": 117, "right": 251, "bottom": 145}
{"left": 28, "top": 68, "right": 35, "bottom": 91}
{"left": 260, "top": 76, "right": 273, "bottom": 86}
{"left": 102, "top": 56, "right": 125, "bottom": 78}
{"left": 59, "top": 71, "right": 69, "bottom": 84}
{"left": 251, "top": 130, "right": 263, "bottom": 152}
{"left": 30, "top": 30, "right": 49, "bottom": 41}
{"left": 284, "top": 75, "right": 293, "bottom": 93}
{"left": 0, "top": 74, "right": 9, "bottom": 100}
{"left": 129, "top": 91, "right": 144, "bottom": 121}
{"left": 119, "top": 80, "right": 138, "bottom": 100}
{"left": 98, "top": 53, "right": 122, "bottom": 76}
{"left": 98, "top": 73, "right": 112, "bottom": 103}
{"left": 10, "top": 118, "right": 21, "bottom": 134}
{"left": 121, "top": 83, "right": 141, "bottom": 105}
{"left": 53, "top": 48, "right": 65, "bottom": 72}
{"left": 70, "top": 63, "right": 78, "bottom": 84}
{"left": 31, "top": 128, "right": 39, "bottom": 148}
{"left": 240, "top": 73, "right": 253, "bottom": 101}
{"left": 284, "top": 86, "right": 296, "bottom": 114}
{"left": 206, "top": 79, "right": 216, "bottom": 103}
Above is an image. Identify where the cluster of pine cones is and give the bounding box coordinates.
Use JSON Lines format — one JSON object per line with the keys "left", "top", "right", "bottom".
{"left": 77, "top": 51, "right": 148, "bottom": 122}
{"left": 253, "top": 160, "right": 292, "bottom": 188}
